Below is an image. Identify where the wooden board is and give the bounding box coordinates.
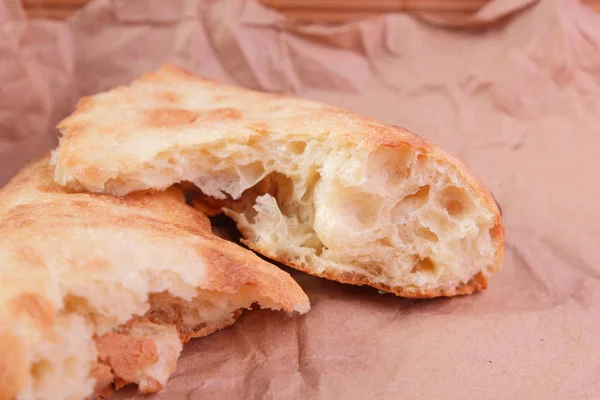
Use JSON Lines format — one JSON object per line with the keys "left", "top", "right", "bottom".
{"left": 22, "top": 0, "right": 600, "bottom": 22}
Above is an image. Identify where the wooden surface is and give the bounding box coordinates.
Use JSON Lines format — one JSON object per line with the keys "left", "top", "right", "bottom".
{"left": 22, "top": 0, "right": 600, "bottom": 22}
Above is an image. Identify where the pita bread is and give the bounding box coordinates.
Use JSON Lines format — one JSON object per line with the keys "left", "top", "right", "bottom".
{"left": 52, "top": 65, "right": 504, "bottom": 299}
{"left": 0, "top": 155, "right": 309, "bottom": 400}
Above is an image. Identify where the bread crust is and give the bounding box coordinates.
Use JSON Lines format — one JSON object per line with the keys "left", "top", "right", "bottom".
{"left": 51, "top": 64, "right": 504, "bottom": 298}
{"left": 0, "top": 155, "right": 309, "bottom": 399}
{"left": 241, "top": 232, "right": 493, "bottom": 299}
{"left": 0, "top": 155, "right": 309, "bottom": 313}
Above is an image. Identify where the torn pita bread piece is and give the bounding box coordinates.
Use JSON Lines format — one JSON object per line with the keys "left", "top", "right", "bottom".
{"left": 52, "top": 65, "right": 504, "bottom": 299}
{"left": 0, "top": 156, "right": 309, "bottom": 400}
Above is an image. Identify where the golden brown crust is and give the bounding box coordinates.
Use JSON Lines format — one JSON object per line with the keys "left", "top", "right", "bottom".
{"left": 242, "top": 239, "right": 489, "bottom": 299}
{"left": 52, "top": 64, "right": 496, "bottom": 203}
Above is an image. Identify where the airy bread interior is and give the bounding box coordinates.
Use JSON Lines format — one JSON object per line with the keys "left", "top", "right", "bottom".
{"left": 119, "top": 139, "right": 500, "bottom": 297}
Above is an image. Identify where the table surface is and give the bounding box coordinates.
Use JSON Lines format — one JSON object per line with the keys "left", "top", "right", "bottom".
{"left": 21, "top": 0, "right": 600, "bottom": 22}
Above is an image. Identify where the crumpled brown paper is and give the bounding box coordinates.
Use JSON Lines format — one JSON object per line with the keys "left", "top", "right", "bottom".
{"left": 0, "top": 0, "right": 75, "bottom": 186}
{"left": 2, "top": 0, "right": 600, "bottom": 398}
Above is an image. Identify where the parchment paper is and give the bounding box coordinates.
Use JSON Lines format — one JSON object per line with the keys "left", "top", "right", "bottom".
{"left": 2, "top": 0, "right": 599, "bottom": 398}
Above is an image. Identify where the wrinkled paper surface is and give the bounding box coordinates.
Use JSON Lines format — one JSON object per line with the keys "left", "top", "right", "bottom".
{"left": 2, "top": 0, "right": 600, "bottom": 398}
